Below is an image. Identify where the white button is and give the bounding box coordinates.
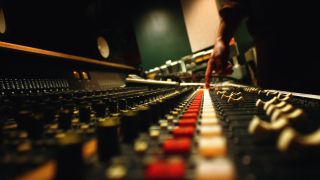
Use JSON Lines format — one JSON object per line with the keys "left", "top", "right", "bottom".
{"left": 198, "top": 136, "right": 227, "bottom": 157}
{"left": 199, "top": 125, "right": 222, "bottom": 137}
{"left": 195, "top": 158, "right": 235, "bottom": 180}
{"left": 200, "top": 118, "right": 219, "bottom": 125}
{"left": 201, "top": 113, "right": 217, "bottom": 119}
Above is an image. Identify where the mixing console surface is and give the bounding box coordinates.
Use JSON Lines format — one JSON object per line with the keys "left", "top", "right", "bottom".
{"left": 1, "top": 85, "right": 320, "bottom": 180}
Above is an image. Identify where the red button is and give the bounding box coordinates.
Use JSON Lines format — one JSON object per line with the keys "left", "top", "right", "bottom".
{"left": 192, "top": 102, "right": 201, "bottom": 104}
{"left": 188, "top": 106, "right": 200, "bottom": 109}
{"left": 163, "top": 138, "right": 191, "bottom": 154}
{"left": 173, "top": 126, "right": 195, "bottom": 138}
{"left": 186, "top": 109, "right": 199, "bottom": 113}
{"left": 145, "top": 160, "right": 185, "bottom": 180}
{"left": 181, "top": 113, "right": 198, "bottom": 119}
{"left": 179, "top": 119, "right": 197, "bottom": 126}
{"left": 190, "top": 104, "right": 200, "bottom": 107}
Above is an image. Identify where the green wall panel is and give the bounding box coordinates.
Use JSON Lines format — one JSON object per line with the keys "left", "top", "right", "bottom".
{"left": 132, "top": 0, "right": 191, "bottom": 70}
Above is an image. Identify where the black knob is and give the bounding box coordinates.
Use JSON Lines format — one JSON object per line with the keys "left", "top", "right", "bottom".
{"left": 43, "top": 105, "right": 56, "bottom": 124}
{"left": 93, "top": 101, "right": 106, "bottom": 118}
{"left": 62, "top": 100, "right": 74, "bottom": 112}
{"left": 15, "top": 110, "right": 32, "bottom": 130}
{"left": 118, "top": 99, "right": 127, "bottom": 111}
{"left": 58, "top": 109, "right": 73, "bottom": 130}
{"left": 108, "top": 99, "right": 118, "bottom": 113}
{"left": 28, "top": 113, "right": 45, "bottom": 139}
{"left": 126, "top": 97, "right": 135, "bottom": 108}
{"left": 79, "top": 105, "right": 91, "bottom": 123}
{"left": 120, "top": 110, "right": 139, "bottom": 143}
{"left": 149, "top": 102, "right": 160, "bottom": 124}
{"left": 55, "top": 133, "right": 84, "bottom": 180}
{"left": 137, "top": 105, "right": 152, "bottom": 132}
{"left": 97, "top": 117, "right": 120, "bottom": 162}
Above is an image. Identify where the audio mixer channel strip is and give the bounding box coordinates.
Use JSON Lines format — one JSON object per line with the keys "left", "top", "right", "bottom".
{"left": 1, "top": 85, "right": 320, "bottom": 179}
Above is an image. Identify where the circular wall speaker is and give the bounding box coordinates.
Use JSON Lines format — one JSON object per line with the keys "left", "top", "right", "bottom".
{"left": 0, "top": 8, "right": 6, "bottom": 34}
{"left": 97, "top": 36, "right": 110, "bottom": 58}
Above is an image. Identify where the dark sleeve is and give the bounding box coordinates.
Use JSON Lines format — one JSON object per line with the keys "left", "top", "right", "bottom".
{"left": 219, "top": 0, "right": 250, "bottom": 19}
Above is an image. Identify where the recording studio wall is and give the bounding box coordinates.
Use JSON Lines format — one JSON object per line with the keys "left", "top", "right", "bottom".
{"left": 0, "top": 0, "right": 141, "bottom": 67}
{"left": 131, "top": 0, "right": 192, "bottom": 70}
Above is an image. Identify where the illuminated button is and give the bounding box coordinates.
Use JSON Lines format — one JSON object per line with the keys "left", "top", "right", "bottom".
{"left": 199, "top": 125, "right": 222, "bottom": 137}
{"left": 81, "top": 72, "right": 89, "bottom": 80}
{"left": 159, "top": 120, "right": 168, "bottom": 129}
{"left": 195, "top": 158, "right": 235, "bottom": 180}
{"left": 173, "top": 126, "right": 195, "bottom": 138}
{"left": 174, "top": 108, "right": 181, "bottom": 111}
{"left": 163, "top": 138, "right": 191, "bottom": 154}
{"left": 171, "top": 111, "right": 179, "bottom": 116}
{"left": 145, "top": 159, "right": 185, "bottom": 180}
{"left": 166, "top": 115, "right": 174, "bottom": 122}
{"left": 198, "top": 137, "right": 227, "bottom": 157}
{"left": 149, "top": 129, "right": 160, "bottom": 139}
{"left": 179, "top": 118, "right": 196, "bottom": 126}
{"left": 181, "top": 113, "right": 198, "bottom": 119}
{"left": 72, "top": 71, "right": 80, "bottom": 79}
{"left": 106, "top": 165, "right": 127, "bottom": 179}
{"left": 200, "top": 118, "right": 219, "bottom": 125}
{"left": 134, "top": 141, "right": 148, "bottom": 154}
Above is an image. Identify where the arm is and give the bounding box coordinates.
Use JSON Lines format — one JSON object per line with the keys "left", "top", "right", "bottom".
{"left": 205, "top": 1, "right": 248, "bottom": 88}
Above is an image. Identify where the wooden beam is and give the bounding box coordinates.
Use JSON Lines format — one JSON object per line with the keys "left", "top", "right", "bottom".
{"left": 0, "top": 41, "right": 136, "bottom": 70}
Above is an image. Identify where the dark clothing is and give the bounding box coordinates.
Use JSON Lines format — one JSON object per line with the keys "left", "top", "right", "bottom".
{"left": 220, "top": 0, "right": 320, "bottom": 94}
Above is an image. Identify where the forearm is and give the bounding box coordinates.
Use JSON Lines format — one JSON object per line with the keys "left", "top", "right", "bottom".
{"left": 217, "top": 16, "right": 244, "bottom": 45}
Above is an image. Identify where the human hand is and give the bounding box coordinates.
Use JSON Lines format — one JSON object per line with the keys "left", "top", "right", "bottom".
{"left": 205, "top": 39, "right": 233, "bottom": 88}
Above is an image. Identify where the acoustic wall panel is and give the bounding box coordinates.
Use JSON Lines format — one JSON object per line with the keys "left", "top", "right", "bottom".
{"left": 181, "top": 0, "right": 220, "bottom": 52}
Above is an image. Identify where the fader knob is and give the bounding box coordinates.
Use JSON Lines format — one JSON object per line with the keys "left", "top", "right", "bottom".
{"left": 120, "top": 110, "right": 139, "bottom": 143}
{"left": 79, "top": 105, "right": 91, "bottom": 123}
{"left": 118, "top": 99, "right": 127, "bottom": 111}
{"left": 28, "top": 113, "right": 45, "bottom": 139}
{"left": 108, "top": 99, "right": 118, "bottom": 113}
{"left": 97, "top": 117, "right": 120, "bottom": 162}
{"left": 93, "top": 101, "right": 107, "bottom": 117}
{"left": 15, "top": 110, "right": 32, "bottom": 130}
{"left": 149, "top": 102, "right": 160, "bottom": 124}
{"left": 58, "top": 109, "right": 73, "bottom": 130}
{"left": 55, "top": 133, "right": 84, "bottom": 180}
{"left": 137, "top": 105, "right": 152, "bottom": 132}
{"left": 43, "top": 105, "right": 56, "bottom": 124}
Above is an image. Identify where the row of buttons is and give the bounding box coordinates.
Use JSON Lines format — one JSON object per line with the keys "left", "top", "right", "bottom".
{"left": 144, "top": 89, "right": 235, "bottom": 179}
{"left": 196, "top": 89, "right": 235, "bottom": 180}
{"left": 145, "top": 91, "right": 200, "bottom": 179}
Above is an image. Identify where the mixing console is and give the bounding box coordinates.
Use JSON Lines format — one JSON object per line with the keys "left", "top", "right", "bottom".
{"left": 1, "top": 84, "right": 320, "bottom": 180}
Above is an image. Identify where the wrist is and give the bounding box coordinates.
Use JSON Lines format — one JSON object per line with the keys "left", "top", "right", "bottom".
{"left": 216, "top": 36, "right": 229, "bottom": 45}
